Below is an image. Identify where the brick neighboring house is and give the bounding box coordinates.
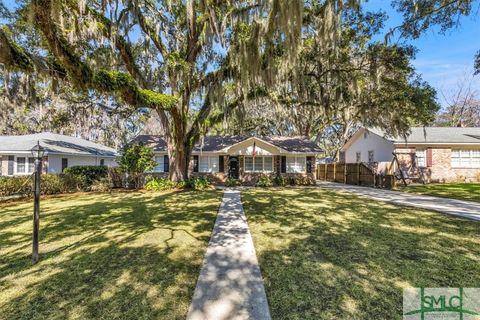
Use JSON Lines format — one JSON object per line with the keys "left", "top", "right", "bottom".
{"left": 132, "top": 135, "right": 322, "bottom": 184}
{"left": 340, "top": 127, "right": 480, "bottom": 183}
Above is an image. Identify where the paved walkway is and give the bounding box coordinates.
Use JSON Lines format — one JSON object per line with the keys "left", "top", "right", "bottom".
{"left": 317, "top": 181, "right": 480, "bottom": 221}
{"left": 187, "top": 190, "right": 271, "bottom": 320}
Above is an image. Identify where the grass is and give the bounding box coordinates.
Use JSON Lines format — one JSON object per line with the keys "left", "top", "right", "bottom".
{"left": 242, "top": 188, "right": 480, "bottom": 320}
{"left": 0, "top": 190, "right": 222, "bottom": 320}
{"left": 397, "top": 183, "right": 480, "bottom": 202}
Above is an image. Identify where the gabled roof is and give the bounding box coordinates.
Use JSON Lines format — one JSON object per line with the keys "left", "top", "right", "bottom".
{"left": 132, "top": 135, "right": 323, "bottom": 153}
{"left": 369, "top": 127, "right": 480, "bottom": 144}
{"left": 0, "top": 132, "right": 117, "bottom": 157}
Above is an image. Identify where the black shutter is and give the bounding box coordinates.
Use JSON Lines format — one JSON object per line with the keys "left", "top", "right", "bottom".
{"left": 61, "top": 158, "right": 68, "bottom": 172}
{"left": 306, "top": 156, "right": 313, "bottom": 173}
{"left": 8, "top": 156, "right": 14, "bottom": 175}
{"left": 164, "top": 155, "right": 169, "bottom": 172}
{"left": 193, "top": 155, "right": 199, "bottom": 172}
{"left": 281, "top": 156, "right": 286, "bottom": 173}
{"left": 219, "top": 156, "right": 224, "bottom": 172}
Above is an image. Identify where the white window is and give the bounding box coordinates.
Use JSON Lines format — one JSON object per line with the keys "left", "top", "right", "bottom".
{"left": 28, "top": 157, "right": 35, "bottom": 173}
{"left": 17, "top": 157, "right": 26, "bottom": 173}
{"left": 244, "top": 156, "right": 274, "bottom": 173}
{"left": 199, "top": 156, "right": 219, "bottom": 173}
{"left": 356, "top": 152, "right": 361, "bottom": 163}
{"left": 286, "top": 156, "right": 306, "bottom": 173}
{"left": 415, "top": 149, "right": 426, "bottom": 167}
{"left": 451, "top": 149, "right": 480, "bottom": 168}
{"left": 368, "top": 150, "right": 374, "bottom": 162}
{"left": 154, "top": 156, "right": 165, "bottom": 172}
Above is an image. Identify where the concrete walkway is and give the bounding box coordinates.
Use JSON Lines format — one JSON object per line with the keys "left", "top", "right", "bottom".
{"left": 187, "top": 190, "right": 271, "bottom": 320}
{"left": 317, "top": 181, "right": 480, "bottom": 221}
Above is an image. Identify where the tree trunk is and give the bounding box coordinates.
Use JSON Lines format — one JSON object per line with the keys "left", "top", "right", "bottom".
{"left": 167, "top": 109, "right": 191, "bottom": 182}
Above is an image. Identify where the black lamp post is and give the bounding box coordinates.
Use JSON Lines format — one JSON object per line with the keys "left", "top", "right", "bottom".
{"left": 31, "top": 141, "right": 45, "bottom": 264}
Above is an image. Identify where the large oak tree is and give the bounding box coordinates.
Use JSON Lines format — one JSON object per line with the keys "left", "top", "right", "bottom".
{"left": 0, "top": 0, "right": 309, "bottom": 181}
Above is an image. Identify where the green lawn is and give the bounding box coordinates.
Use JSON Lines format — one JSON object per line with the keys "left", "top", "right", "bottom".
{"left": 397, "top": 183, "right": 480, "bottom": 202}
{"left": 242, "top": 188, "right": 480, "bottom": 320}
{"left": 0, "top": 190, "right": 222, "bottom": 320}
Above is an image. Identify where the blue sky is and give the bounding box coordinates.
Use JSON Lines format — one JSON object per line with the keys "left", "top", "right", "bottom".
{"left": 364, "top": 0, "right": 480, "bottom": 107}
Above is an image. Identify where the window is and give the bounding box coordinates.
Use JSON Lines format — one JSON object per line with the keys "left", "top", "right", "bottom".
{"left": 451, "top": 149, "right": 480, "bottom": 168}
{"left": 244, "top": 156, "right": 274, "bottom": 173}
{"left": 415, "top": 149, "right": 426, "bottom": 167}
{"left": 154, "top": 156, "right": 165, "bottom": 172}
{"left": 28, "top": 157, "right": 35, "bottom": 173}
{"left": 17, "top": 157, "right": 26, "bottom": 173}
{"left": 368, "top": 150, "right": 374, "bottom": 163}
{"left": 61, "top": 158, "right": 68, "bottom": 172}
{"left": 356, "top": 152, "right": 361, "bottom": 163}
{"left": 199, "top": 156, "right": 219, "bottom": 173}
{"left": 100, "top": 159, "right": 105, "bottom": 166}
{"left": 339, "top": 151, "right": 346, "bottom": 163}
{"left": 286, "top": 156, "right": 306, "bottom": 173}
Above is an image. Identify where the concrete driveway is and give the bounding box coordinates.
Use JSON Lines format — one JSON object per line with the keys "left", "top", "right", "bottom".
{"left": 317, "top": 181, "right": 480, "bottom": 222}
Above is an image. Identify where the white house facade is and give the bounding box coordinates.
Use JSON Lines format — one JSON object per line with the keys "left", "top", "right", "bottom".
{"left": 0, "top": 133, "right": 117, "bottom": 176}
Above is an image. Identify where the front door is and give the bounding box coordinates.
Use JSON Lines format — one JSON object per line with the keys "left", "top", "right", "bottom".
{"left": 229, "top": 156, "right": 239, "bottom": 179}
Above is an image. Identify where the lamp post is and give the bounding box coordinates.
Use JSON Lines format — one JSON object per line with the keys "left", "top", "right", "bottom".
{"left": 31, "top": 141, "right": 45, "bottom": 264}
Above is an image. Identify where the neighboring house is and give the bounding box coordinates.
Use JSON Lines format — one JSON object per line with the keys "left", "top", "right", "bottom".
{"left": 0, "top": 132, "right": 117, "bottom": 176}
{"left": 132, "top": 135, "right": 322, "bottom": 183}
{"left": 340, "top": 127, "right": 480, "bottom": 183}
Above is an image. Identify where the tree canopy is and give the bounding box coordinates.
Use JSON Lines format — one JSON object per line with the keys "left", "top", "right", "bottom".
{"left": 0, "top": 0, "right": 440, "bottom": 178}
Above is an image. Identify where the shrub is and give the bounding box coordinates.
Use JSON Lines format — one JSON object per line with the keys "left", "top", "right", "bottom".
{"left": 118, "top": 143, "right": 156, "bottom": 189}
{"left": 273, "top": 175, "right": 286, "bottom": 187}
{"left": 225, "top": 178, "right": 241, "bottom": 187}
{"left": 294, "top": 175, "right": 313, "bottom": 186}
{"left": 256, "top": 175, "right": 273, "bottom": 187}
{"left": 186, "top": 177, "right": 211, "bottom": 190}
{"left": 91, "top": 178, "right": 113, "bottom": 192}
{"left": 144, "top": 177, "right": 175, "bottom": 191}
{"left": 0, "top": 176, "right": 32, "bottom": 197}
{"left": 64, "top": 165, "right": 108, "bottom": 186}
{"left": 108, "top": 167, "right": 124, "bottom": 188}
{"left": 0, "top": 173, "right": 86, "bottom": 198}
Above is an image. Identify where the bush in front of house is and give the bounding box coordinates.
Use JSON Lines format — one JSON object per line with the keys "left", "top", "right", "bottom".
{"left": 63, "top": 165, "right": 108, "bottom": 186}
{"left": 118, "top": 143, "right": 156, "bottom": 189}
{"left": 273, "top": 175, "right": 287, "bottom": 187}
{"left": 225, "top": 178, "right": 241, "bottom": 187}
{"left": 186, "top": 177, "right": 212, "bottom": 190}
{"left": 144, "top": 177, "right": 177, "bottom": 191}
{"left": 0, "top": 173, "right": 88, "bottom": 198}
{"left": 256, "top": 175, "right": 273, "bottom": 187}
{"left": 0, "top": 176, "right": 32, "bottom": 197}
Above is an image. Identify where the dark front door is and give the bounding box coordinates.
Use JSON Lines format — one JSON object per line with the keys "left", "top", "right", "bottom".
{"left": 229, "top": 156, "right": 239, "bottom": 179}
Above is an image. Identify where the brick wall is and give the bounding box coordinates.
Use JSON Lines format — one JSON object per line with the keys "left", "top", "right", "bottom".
{"left": 394, "top": 147, "right": 480, "bottom": 183}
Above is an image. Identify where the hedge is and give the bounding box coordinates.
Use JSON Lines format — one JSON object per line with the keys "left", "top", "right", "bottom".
{"left": 0, "top": 165, "right": 115, "bottom": 198}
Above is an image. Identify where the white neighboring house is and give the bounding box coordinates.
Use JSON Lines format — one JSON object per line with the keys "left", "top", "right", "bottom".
{"left": 0, "top": 132, "right": 117, "bottom": 176}
{"left": 340, "top": 127, "right": 480, "bottom": 183}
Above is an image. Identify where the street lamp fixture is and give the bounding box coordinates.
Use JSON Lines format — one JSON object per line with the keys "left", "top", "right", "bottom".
{"left": 30, "top": 141, "right": 45, "bottom": 264}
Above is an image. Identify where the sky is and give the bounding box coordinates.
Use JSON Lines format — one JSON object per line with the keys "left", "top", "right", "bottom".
{"left": 363, "top": 0, "right": 480, "bottom": 107}
{"left": 2, "top": 0, "right": 479, "bottom": 108}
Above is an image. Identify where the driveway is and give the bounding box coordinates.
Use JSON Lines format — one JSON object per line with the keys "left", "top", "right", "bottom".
{"left": 317, "top": 181, "right": 480, "bottom": 221}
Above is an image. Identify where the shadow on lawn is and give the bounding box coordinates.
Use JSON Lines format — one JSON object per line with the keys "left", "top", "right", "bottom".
{"left": 242, "top": 188, "right": 480, "bottom": 320}
{"left": 0, "top": 190, "right": 221, "bottom": 319}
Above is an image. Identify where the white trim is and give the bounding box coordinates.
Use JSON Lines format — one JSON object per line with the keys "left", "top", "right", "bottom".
{"left": 244, "top": 156, "right": 274, "bottom": 173}
{"left": 224, "top": 137, "right": 288, "bottom": 154}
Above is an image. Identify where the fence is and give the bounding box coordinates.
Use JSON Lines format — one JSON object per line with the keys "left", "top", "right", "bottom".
{"left": 316, "top": 163, "right": 395, "bottom": 189}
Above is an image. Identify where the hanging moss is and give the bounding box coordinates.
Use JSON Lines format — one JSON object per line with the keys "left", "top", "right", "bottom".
{"left": 1, "top": 26, "right": 34, "bottom": 72}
